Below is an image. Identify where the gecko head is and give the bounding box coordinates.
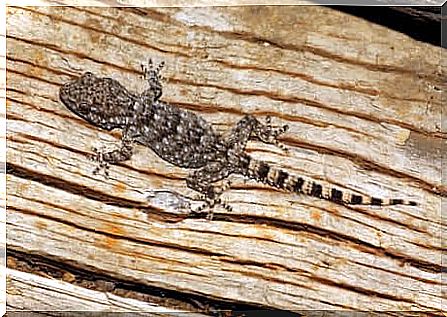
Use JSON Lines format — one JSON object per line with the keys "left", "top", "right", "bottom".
{"left": 59, "top": 72, "right": 98, "bottom": 116}
{"left": 59, "top": 72, "right": 125, "bottom": 130}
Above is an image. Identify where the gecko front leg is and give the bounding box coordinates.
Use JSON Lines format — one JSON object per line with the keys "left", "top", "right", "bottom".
{"left": 140, "top": 59, "right": 165, "bottom": 104}
{"left": 90, "top": 125, "right": 140, "bottom": 177}
{"left": 91, "top": 140, "right": 134, "bottom": 177}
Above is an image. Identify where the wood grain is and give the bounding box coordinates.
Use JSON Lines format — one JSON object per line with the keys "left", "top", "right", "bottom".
{"left": 6, "top": 5, "right": 445, "bottom": 312}
{"left": 7, "top": 268, "right": 209, "bottom": 314}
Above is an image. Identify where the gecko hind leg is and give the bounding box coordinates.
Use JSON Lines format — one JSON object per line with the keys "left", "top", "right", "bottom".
{"left": 226, "top": 115, "right": 289, "bottom": 153}
{"left": 186, "top": 163, "right": 233, "bottom": 220}
{"left": 257, "top": 115, "right": 289, "bottom": 151}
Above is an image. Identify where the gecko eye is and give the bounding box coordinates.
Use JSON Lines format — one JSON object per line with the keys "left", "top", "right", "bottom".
{"left": 80, "top": 72, "right": 95, "bottom": 84}
{"left": 60, "top": 82, "right": 71, "bottom": 91}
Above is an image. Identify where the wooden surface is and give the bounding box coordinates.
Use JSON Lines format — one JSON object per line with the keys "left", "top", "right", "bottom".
{"left": 7, "top": 268, "right": 208, "bottom": 315}
{"left": 6, "top": 5, "right": 445, "bottom": 313}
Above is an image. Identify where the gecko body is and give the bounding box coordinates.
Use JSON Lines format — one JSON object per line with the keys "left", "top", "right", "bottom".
{"left": 59, "top": 60, "right": 417, "bottom": 215}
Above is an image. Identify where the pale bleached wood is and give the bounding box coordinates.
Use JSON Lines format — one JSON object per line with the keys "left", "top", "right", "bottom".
{"left": 6, "top": 5, "right": 445, "bottom": 312}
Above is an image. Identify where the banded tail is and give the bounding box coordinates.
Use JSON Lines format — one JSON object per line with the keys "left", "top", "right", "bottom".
{"left": 244, "top": 158, "right": 417, "bottom": 206}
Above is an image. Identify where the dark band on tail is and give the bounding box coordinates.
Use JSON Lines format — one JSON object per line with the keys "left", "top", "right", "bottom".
{"left": 310, "top": 183, "right": 323, "bottom": 198}
{"left": 371, "top": 198, "right": 382, "bottom": 205}
{"left": 330, "top": 188, "right": 343, "bottom": 203}
{"left": 351, "top": 194, "right": 363, "bottom": 204}
{"left": 293, "top": 177, "right": 304, "bottom": 193}
{"left": 246, "top": 157, "right": 417, "bottom": 206}
{"left": 256, "top": 162, "right": 270, "bottom": 181}
{"left": 276, "top": 170, "right": 289, "bottom": 188}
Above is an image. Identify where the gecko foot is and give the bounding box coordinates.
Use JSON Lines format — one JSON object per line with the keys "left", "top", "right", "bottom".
{"left": 192, "top": 197, "right": 233, "bottom": 220}
{"left": 257, "top": 116, "right": 289, "bottom": 152}
{"left": 88, "top": 141, "right": 133, "bottom": 178}
{"left": 90, "top": 147, "right": 110, "bottom": 178}
{"left": 141, "top": 58, "right": 165, "bottom": 102}
{"left": 190, "top": 179, "right": 233, "bottom": 220}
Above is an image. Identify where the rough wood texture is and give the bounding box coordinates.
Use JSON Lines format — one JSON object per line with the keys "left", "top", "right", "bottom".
{"left": 6, "top": 5, "right": 445, "bottom": 312}
{"left": 7, "top": 268, "right": 208, "bottom": 315}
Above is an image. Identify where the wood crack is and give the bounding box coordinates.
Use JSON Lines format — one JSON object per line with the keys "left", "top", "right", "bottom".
{"left": 7, "top": 250, "right": 270, "bottom": 315}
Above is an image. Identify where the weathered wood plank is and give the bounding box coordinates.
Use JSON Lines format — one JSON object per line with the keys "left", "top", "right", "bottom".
{"left": 6, "top": 5, "right": 445, "bottom": 312}
{"left": 7, "top": 268, "right": 208, "bottom": 314}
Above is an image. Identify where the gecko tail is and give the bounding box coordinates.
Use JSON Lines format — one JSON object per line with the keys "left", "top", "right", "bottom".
{"left": 246, "top": 158, "right": 418, "bottom": 206}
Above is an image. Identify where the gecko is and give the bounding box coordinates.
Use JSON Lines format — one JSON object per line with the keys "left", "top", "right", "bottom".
{"left": 59, "top": 59, "right": 417, "bottom": 217}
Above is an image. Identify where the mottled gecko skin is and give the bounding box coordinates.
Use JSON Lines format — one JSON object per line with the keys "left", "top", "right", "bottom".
{"left": 59, "top": 61, "right": 417, "bottom": 215}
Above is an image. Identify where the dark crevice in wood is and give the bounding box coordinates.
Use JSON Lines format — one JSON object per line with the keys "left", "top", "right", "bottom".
{"left": 8, "top": 231, "right": 425, "bottom": 311}
{"left": 8, "top": 250, "right": 287, "bottom": 316}
{"left": 331, "top": 7, "right": 441, "bottom": 48}
{"left": 6, "top": 163, "right": 146, "bottom": 209}
{"left": 8, "top": 236, "right": 437, "bottom": 311}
